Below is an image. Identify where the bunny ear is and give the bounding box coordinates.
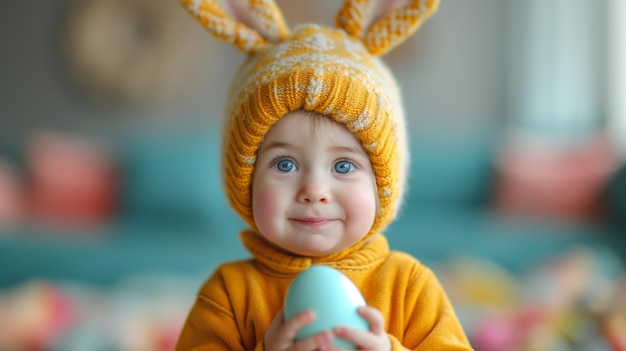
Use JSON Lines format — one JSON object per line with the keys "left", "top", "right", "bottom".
{"left": 336, "top": 0, "right": 439, "bottom": 56}
{"left": 180, "top": 0, "right": 290, "bottom": 54}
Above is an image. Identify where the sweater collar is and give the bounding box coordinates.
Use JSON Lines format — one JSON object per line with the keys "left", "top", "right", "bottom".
{"left": 240, "top": 230, "right": 390, "bottom": 277}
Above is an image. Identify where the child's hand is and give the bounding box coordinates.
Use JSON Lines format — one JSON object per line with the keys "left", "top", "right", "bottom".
{"left": 331, "top": 306, "right": 391, "bottom": 351}
{"left": 264, "top": 308, "right": 334, "bottom": 351}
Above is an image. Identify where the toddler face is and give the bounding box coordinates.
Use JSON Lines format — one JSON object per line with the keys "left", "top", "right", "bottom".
{"left": 251, "top": 110, "right": 377, "bottom": 257}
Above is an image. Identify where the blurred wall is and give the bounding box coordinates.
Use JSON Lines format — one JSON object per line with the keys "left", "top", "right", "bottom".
{"left": 0, "top": 0, "right": 507, "bottom": 143}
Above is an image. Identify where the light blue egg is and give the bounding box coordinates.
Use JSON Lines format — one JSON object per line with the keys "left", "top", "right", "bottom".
{"left": 284, "top": 265, "right": 369, "bottom": 349}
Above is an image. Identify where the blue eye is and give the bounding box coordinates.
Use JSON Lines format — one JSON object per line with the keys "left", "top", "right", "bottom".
{"left": 275, "top": 159, "right": 296, "bottom": 173}
{"left": 334, "top": 160, "right": 355, "bottom": 174}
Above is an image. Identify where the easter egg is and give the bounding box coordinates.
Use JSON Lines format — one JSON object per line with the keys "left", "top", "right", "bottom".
{"left": 284, "top": 265, "right": 369, "bottom": 349}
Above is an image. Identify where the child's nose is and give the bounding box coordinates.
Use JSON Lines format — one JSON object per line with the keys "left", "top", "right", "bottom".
{"left": 297, "top": 175, "right": 331, "bottom": 203}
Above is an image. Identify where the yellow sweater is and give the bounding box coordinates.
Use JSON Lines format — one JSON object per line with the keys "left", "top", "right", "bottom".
{"left": 176, "top": 232, "right": 473, "bottom": 350}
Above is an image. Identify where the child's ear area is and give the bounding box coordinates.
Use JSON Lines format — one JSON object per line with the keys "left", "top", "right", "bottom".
{"left": 179, "top": 0, "right": 290, "bottom": 54}
{"left": 335, "top": 0, "right": 440, "bottom": 56}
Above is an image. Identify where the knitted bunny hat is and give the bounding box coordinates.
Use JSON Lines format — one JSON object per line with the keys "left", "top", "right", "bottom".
{"left": 181, "top": 0, "right": 438, "bottom": 238}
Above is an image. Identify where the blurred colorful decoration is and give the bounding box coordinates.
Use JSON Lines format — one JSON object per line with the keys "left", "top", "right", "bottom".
{"left": 0, "top": 281, "right": 75, "bottom": 351}
{"left": 61, "top": 0, "right": 198, "bottom": 106}
{"left": 439, "top": 247, "right": 626, "bottom": 351}
{"left": 597, "top": 278, "right": 626, "bottom": 351}
{"left": 24, "top": 130, "right": 119, "bottom": 226}
{"left": 0, "top": 274, "right": 195, "bottom": 351}
{"left": 494, "top": 136, "right": 618, "bottom": 221}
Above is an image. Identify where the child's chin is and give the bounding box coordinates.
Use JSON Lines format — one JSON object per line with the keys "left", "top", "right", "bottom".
{"left": 289, "top": 246, "right": 335, "bottom": 257}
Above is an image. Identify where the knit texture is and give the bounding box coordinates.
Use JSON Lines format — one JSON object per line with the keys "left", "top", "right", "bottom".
{"left": 180, "top": 0, "right": 439, "bottom": 237}
{"left": 175, "top": 233, "right": 473, "bottom": 351}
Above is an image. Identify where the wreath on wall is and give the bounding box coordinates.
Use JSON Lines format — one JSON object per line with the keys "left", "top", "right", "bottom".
{"left": 62, "top": 0, "right": 198, "bottom": 107}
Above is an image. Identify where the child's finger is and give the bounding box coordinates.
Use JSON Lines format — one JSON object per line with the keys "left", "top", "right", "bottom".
{"left": 358, "top": 305, "right": 386, "bottom": 335}
{"left": 281, "top": 309, "right": 316, "bottom": 340}
{"left": 330, "top": 306, "right": 390, "bottom": 350}
{"left": 332, "top": 326, "right": 377, "bottom": 349}
{"left": 292, "top": 330, "right": 334, "bottom": 351}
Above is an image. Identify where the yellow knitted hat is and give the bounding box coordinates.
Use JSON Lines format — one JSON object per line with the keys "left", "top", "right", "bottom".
{"left": 181, "top": 0, "right": 438, "bottom": 237}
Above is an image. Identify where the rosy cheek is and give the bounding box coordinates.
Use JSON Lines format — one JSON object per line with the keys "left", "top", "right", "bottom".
{"left": 351, "top": 188, "right": 377, "bottom": 221}
{"left": 256, "top": 186, "right": 279, "bottom": 209}
{"left": 252, "top": 187, "right": 279, "bottom": 227}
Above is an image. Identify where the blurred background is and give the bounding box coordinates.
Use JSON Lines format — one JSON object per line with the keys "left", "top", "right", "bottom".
{"left": 1, "top": 0, "right": 625, "bottom": 350}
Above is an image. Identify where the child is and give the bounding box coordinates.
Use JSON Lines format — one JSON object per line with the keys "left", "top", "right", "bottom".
{"left": 176, "top": 0, "right": 474, "bottom": 350}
